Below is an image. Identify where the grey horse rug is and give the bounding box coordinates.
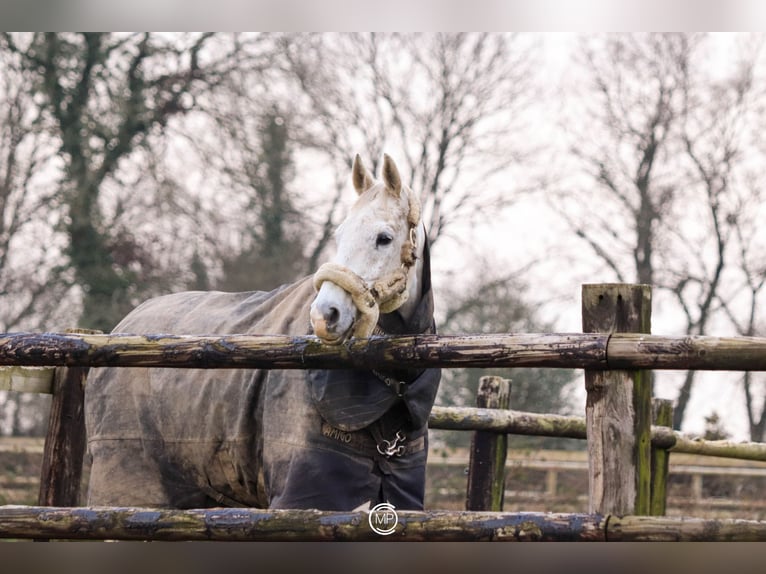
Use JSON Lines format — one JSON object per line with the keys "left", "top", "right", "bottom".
{"left": 84, "top": 246, "right": 440, "bottom": 511}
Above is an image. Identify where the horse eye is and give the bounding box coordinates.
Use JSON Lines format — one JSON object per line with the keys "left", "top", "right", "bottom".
{"left": 376, "top": 232, "right": 394, "bottom": 247}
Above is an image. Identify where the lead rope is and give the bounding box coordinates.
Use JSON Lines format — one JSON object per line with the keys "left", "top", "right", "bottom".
{"left": 312, "top": 188, "right": 421, "bottom": 340}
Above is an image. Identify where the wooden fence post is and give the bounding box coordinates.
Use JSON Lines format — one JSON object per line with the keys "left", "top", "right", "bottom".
{"left": 582, "top": 284, "right": 652, "bottom": 515}
{"left": 38, "top": 328, "right": 101, "bottom": 506}
{"left": 465, "top": 376, "right": 511, "bottom": 511}
{"left": 650, "top": 398, "right": 673, "bottom": 516}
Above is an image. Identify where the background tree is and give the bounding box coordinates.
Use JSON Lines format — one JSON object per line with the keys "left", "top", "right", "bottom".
{"left": 720, "top": 188, "right": 766, "bottom": 440}
{"left": 280, "top": 33, "right": 541, "bottom": 270}
{"left": 0, "top": 40, "right": 68, "bottom": 436}
{"left": 664, "top": 37, "right": 762, "bottom": 429}
{"left": 0, "top": 37, "right": 71, "bottom": 333}
{"left": 553, "top": 34, "right": 691, "bottom": 431}
{"left": 705, "top": 37, "right": 766, "bottom": 441}
{"left": 559, "top": 33, "right": 766, "bottom": 431}
{"left": 0, "top": 32, "right": 250, "bottom": 435}
{"left": 175, "top": 65, "right": 308, "bottom": 293}
{"left": 1, "top": 32, "right": 241, "bottom": 331}
{"left": 557, "top": 33, "right": 692, "bottom": 286}
{"left": 215, "top": 107, "right": 304, "bottom": 291}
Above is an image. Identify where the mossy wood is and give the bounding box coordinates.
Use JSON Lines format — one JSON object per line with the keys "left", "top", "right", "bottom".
{"left": 582, "top": 284, "right": 652, "bottom": 516}
{"left": 5, "top": 331, "right": 766, "bottom": 370}
{"left": 0, "top": 366, "right": 54, "bottom": 393}
{"left": 37, "top": 366, "right": 89, "bottom": 507}
{"left": 428, "top": 406, "right": 766, "bottom": 462}
{"left": 465, "top": 376, "right": 510, "bottom": 511}
{"left": 2, "top": 507, "right": 766, "bottom": 541}
{"left": 37, "top": 329, "right": 100, "bottom": 508}
{"left": 430, "top": 406, "right": 587, "bottom": 438}
{"left": 650, "top": 399, "right": 673, "bottom": 516}
{"left": 0, "top": 332, "right": 606, "bottom": 370}
{"left": 606, "top": 515, "right": 766, "bottom": 542}
{"left": 0, "top": 506, "right": 606, "bottom": 541}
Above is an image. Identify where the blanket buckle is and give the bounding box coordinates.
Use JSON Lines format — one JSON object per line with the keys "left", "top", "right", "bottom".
{"left": 377, "top": 430, "right": 406, "bottom": 458}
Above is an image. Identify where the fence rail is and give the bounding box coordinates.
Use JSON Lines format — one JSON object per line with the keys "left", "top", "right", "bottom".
{"left": 4, "top": 331, "right": 766, "bottom": 371}
{"left": 2, "top": 505, "right": 766, "bottom": 542}
{"left": 428, "top": 407, "right": 766, "bottom": 462}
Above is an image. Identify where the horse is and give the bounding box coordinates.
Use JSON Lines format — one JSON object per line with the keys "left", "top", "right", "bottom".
{"left": 84, "top": 154, "right": 441, "bottom": 511}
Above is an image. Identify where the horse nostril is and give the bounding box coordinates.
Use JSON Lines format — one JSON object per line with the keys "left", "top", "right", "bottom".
{"left": 325, "top": 306, "right": 340, "bottom": 326}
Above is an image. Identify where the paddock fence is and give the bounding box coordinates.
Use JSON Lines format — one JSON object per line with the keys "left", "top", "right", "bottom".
{"left": 2, "top": 283, "right": 766, "bottom": 541}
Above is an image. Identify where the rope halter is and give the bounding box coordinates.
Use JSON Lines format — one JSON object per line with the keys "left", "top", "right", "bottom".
{"left": 313, "top": 188, "right": 421, "bottom": 340}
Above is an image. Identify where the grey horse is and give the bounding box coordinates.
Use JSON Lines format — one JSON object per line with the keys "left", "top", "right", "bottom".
{"left": 85, "top": 155, "right": 441, "bottom": 510}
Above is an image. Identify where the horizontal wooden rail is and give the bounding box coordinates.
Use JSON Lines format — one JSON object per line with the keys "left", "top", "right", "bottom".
{"left": 428, "top": 407, "right": 766, "bottom": 462}
{"left": 2, "top": 506, "right": 766, "bottom": 541}
{"left": 607, "top": 334, "right": 766, "bottom": 370}
{"left": 429, "top": 406, "right": 587, "bottom": 438}
{"left": 0, "top": 332, "right": 606, "bottom": 369}
{"left": 4, "top": 331, "right": 766, "bottom": 371}
{"left": 0, "top": 506, "right": 604, "bottom": 541}
{"left": 666, "top": 434, "right": 766, "bottom": 461}
{"left": 431, "top": 449, "right": 766, "bottom": 477}
{"left": 0, "top": 366, "right": 55, "bottom": 393}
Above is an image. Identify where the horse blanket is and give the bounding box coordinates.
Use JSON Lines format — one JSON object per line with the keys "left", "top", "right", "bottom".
{"left": 84, "top": 245, "right": 440, "bottom": 510}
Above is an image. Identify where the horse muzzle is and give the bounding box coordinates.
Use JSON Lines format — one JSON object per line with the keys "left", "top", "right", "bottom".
{"left": 311, "top": 263, "right": 384, "bottom": 343}
{"left": 310, "top": 282, "right": 359, "bottom": 345}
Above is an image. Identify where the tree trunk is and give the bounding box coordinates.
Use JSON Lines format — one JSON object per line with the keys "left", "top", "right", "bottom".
{"left": 66, "top": 181, "right": 132, "bottom": 331}
{"left": 673, "top": 369, "right": 696, "bottom": 430}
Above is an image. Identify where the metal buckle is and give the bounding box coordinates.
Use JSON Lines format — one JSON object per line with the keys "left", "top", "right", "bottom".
{"left": 376, "top": 430, "right": 406, "bottom": 458}
{"left": 372, "top": 369, "right": 405, "bottom": 397}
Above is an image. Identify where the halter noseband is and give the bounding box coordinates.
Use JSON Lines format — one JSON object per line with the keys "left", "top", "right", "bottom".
{"left": 313, "top": 188, "right": 421, "bottom": 340}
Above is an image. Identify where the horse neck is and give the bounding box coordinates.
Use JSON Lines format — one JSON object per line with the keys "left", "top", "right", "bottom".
{"left": 396, "top": 223, "right": 426, "bottom": 323}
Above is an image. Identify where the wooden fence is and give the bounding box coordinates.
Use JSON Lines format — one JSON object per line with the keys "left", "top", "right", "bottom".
{"left": 2, "top": 283, "right": 766, "bottom": 540}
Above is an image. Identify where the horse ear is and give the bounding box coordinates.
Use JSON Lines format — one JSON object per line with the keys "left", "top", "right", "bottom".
{"left": 352, "top": 154, "right": 374, "bottom": 195}
{"left": 382, "top": 153, "right": 402, "bottom": 197}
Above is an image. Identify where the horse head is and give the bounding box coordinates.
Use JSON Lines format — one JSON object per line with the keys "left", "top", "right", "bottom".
{"left": 310, "top": 154, "right": 424, "bottom": 344}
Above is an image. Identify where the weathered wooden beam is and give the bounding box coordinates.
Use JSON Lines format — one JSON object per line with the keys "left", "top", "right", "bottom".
{"left": 650, "top": 399, "right": 673, "bottom": 516}
{"left": 429, "top": 407, "right": 587, "bottom": 438}
{"left": 5, "top": 331, "right": 766, "bottom": 371}
{"left": 606, "top": 515, "right": 766, "bottom": 542}
{"left": 429, "top": 406, "right": 766, "bottom": 462}
{"left": 466, "top": 376, "right": 510, "bottom": 511}
{"left": 2, "top": 506, "right": 766, "bottom": 541}
{"left": 668, "top": 436, "right": 766, "bottom": 461}
{"left": 38, "top": 329, "right": 100, "bottom": 509}
{"left": 607, "top": 334, "right": 766, "bottom": 371}
{"left": 0, "top": 506, "right": 606, "bottom": 541}
{"left": 0, "top": 332, "right": 607, "bottom": 370}
{"left": 0, "top": 331, "right": 654, "bottom": 371}
{"left": 583, "top": 284, "right": 652, "bottom": 516}
{"left": 37, "top": 365, "right": 90, "bottom": 507}
{"left": 0, "top": 366, "right": 54, "bottom": 393}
